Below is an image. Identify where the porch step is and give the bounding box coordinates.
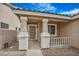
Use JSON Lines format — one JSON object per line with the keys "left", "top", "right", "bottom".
{"left": 26, "top": 49, "right": 43, "bottom": 56}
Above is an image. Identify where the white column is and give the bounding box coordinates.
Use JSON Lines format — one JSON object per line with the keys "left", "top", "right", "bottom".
{"left": 20, "top": 16, "right": 28, "bottom": 32}
{"left": 18, "top": 16, "right": 29, "bottom": 50}
{"left": 41, "top": 18, "right": 50, "bottom": 48}
{"left": 42, "top": 18, "right": 48, "bottom": 33}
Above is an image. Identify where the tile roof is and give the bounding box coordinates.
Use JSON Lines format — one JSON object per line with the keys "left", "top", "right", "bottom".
{"left": 5, "top": 3, "right": 79, "bottom": 19}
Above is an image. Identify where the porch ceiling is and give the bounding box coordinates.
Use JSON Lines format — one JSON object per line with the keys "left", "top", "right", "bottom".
{"left": 28, "top": 16, "right": 42, "bottom": 24}
{"left": 27, "top": 16, "right": 69, "bottom": 23}
{"left": 18, "top": 15, "right": 70, "bottom": 23}
{"left": 49, "top": 18, "right": 69, "bottom": 23}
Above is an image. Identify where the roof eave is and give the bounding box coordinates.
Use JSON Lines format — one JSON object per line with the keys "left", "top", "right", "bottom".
{"left": 5, "top": 3, "right": 79, "bottom": 20}
{"left": 13, "top": 10, "right": 72, "bottom": 20}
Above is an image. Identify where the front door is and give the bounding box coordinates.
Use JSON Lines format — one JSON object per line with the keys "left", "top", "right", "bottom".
{"left": 28, "top": 24, "right": 37, "bottom": 40}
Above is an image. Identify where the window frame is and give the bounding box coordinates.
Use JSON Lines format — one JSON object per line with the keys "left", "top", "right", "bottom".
{"left": 48, "top": 24, "right": 57, "bottom": 36}
{"left": 0, "top": 22, "right": 9, "bottom": 29}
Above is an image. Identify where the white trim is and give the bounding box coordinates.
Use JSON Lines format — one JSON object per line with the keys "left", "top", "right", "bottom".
{"left": 48, "top": 24, "right": 57, "bottom": 36}
{"left": 71, "top": 15, "right": 79, "bottom": 20}
{"left": 6, "top": 3, "right": 19, "bottom": 9}
{"left": 28, "top": 24, "right": 37, "bottom": 40}
{"left": 13, "top": 10, "right": 72, "bottom": 20}
{"left": 20, "top": 16, "right": 28, "bottom": 21}
{"left": 13, "top": 10, "right": 79, "bottom": 20}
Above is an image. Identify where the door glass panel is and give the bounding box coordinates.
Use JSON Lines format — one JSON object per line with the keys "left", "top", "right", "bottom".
{"left": 29, "top": 25, "right": 36, "bottom": 40}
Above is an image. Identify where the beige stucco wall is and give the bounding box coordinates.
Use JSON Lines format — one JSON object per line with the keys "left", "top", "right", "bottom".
{"left": 0, "top": 4, "right": 20, "bottom": 30}
{"left": 0, "top": 29, "right": 17, "bottom": 49}
{"left": 58, "top": 20, "right": 79, "bottom": 48}
{"left": 57, "top": 22, "right": 69, "bottom": 37}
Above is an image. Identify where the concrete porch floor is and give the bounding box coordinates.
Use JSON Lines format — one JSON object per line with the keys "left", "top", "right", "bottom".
{"left": 27, "top": 40, "right": 43, "bottom": 56}
{"left": 28, "top": 40, "right": 41, "bottom": 49}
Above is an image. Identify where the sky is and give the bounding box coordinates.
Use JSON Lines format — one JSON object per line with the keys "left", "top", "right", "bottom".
{"left": 11, "top": 3, "right": 79, "bottom": 16}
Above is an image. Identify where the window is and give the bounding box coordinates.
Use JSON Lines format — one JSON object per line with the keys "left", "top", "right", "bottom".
{"left": 0, "top": 22, "right": 9, "bottom": 29}
{"left": 48, "top": 24, "right": 57, "bottom": 36}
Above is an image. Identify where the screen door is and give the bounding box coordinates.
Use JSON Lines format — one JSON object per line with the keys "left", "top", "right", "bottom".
{"left": 28, "top": 24, "right": 37, "bottom": 40}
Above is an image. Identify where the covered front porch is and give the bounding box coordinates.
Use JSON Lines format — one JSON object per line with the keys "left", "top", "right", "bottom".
{"left": 18, "top": 15, "right": 72, "bottom": 50}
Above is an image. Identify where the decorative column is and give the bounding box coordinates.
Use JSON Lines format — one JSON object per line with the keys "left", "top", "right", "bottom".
{"left": 18, "top": 16, "right": 29, "bottom": 50}
{"left": 41, "top": 18, "right": 50, "bottom": 48}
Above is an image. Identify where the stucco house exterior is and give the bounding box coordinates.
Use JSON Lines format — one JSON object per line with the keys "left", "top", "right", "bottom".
{"left": 1, "top": 3, "right": 79, "bottom": 50}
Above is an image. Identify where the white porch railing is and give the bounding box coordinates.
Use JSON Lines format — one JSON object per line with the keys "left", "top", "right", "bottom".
{"left": 50, "top": 36, "right": 72, "bottom": 48}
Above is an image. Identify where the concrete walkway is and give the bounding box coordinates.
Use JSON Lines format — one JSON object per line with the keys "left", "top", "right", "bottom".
{"left": 28, "top": 40, "right": 41, "bottom": 49}
{"left": 26, "top": 40, "right": 43, "bottom": 56}
{"left": 26, "top": 49, "right": 43, "bottom": 56}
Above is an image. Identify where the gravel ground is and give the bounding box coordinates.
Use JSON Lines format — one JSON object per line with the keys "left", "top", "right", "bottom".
{"left": 0, "top": 43, "right": 26, "bottom": 56}
{"left": 41, "top": 47, "right": 79, "bottom": 56}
